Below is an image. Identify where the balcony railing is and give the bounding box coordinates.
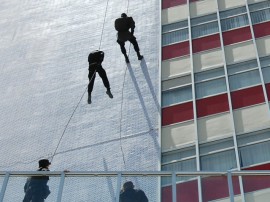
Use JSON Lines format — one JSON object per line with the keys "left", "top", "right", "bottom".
{"left": 0, "top": 171, "right": 270, "bottom": 202}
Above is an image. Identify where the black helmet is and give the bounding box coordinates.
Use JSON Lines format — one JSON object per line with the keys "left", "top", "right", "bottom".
{"left": 38, "top": 159, "right": 51, "bottom": 168}
{"left": 121, "top": 13, "right": 127, "bottom": 18}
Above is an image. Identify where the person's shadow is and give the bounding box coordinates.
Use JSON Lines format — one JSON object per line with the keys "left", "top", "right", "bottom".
{"left": 127, "top": 63, "right": 153, "bottom": 130}
{"left": 140, "top": 59, "right": 160, "bottom": 114}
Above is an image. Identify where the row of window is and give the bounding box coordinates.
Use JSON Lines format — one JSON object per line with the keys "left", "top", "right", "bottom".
{"left": 161, "top": 129, "right": 270, "bottom": 185}
{"left": 162, "top": 56, "right": 270, "bottom": 107}
{"left": 162, "top": 1, "right": 270, "bottom": 46}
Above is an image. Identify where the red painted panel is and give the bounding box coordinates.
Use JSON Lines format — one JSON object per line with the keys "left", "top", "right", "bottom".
{"left": 162, "top": 0, "right": 187, "bottom": 9}
{"left": 243, "top": 163, "right": 270, "bottom": 170}
{"left": 253, "top": 21, "right": 270, "bottom": 38}
{"left": 242, "top": 163, "right": 270, "bottom": 193}
{"left": 162, "top": 102, "right": 193, "bottom": 126}
{"left": 231, "top": 85, "right": 265, "bottom": 109}
{"left": 265, "top": 83, "right": 270, "bottom": 101}
{"left": 196, "top": 94, "right": 229, "bottom": 118}
{"left": 192, "top": 34, "right": 221, "bottom": 53}
{"left": 162, "top": 180, "right": 199, "bottom": 202}
{"left": 162, "top": 41, "right": 190, "bottom": 60}
{"left": 202, "top": 176, "right": 240, "bottom": 202}
{"left": 223, "top": 27, "right": 252, "bottom": 46}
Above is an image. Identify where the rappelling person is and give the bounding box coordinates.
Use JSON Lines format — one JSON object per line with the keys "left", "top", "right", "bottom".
{"left": 88, "top": 50, "right": 113, "bottom": 104}
{"left": 115, "top": 13, "right": 143, "bottom": 63}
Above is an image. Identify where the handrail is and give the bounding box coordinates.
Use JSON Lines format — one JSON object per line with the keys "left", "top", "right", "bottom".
{"left": 0, "top": 170, "right": 270, "bottom": 177}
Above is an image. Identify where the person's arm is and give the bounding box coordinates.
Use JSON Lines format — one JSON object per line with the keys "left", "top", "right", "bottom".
{"left": 129, "top": 17, "right": 135, "bottom": 35}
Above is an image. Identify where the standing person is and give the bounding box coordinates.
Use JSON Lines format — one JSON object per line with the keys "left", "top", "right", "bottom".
{"left": 88, "top": 50, "right": 113, "bottom": 104}
{"left": 23, "top": 159, "right": 51, "bottom": 202}
{"left": 120, "top": 181, "right": 148, "bottom": 202}
{"left": 115, "top": 13, "right": 143, "bottom": 63}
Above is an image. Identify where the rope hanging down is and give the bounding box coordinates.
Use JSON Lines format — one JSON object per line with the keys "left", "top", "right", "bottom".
{"left": 50, "top": 0, "right": 110, "bottom": 163}
{"left": 118, "top": 0, "right": 131, "bottom": 170}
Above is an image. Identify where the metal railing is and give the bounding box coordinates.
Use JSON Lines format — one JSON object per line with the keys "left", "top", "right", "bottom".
{"left": 0, "top": 171, "right": 270, "bottom": 202}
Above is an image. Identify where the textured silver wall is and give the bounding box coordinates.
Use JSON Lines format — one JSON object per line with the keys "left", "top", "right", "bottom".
{"left": 0, "top": 0, "right": 160, "bottom": 173}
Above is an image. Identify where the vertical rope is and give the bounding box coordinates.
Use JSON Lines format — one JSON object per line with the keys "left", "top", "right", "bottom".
{"left": 119, "top": 0, "right": 131, "bottom": 171}
{"left": 50, "top": 0, "right": 110, "bottom": 163}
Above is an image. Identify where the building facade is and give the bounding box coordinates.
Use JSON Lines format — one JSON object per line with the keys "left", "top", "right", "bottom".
{"left": 161, "top": 0, "right": 270, "bottom": 201}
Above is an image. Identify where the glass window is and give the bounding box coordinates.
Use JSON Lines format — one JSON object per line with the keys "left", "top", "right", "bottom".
{"left": 262, "top": 66, "right": 270, "bottom": 84}
{"left": 237, "top": 129, "right": 270, "bottom": 167}
{"left": 162, "top": 85, "right": 192, "bottom": 107}
{"left": 200, "top": 138, "right": 237, "bottom": 171}
{"left": 251, "top": 8, "right": 270, "bottom": 24}
{"left": 162, "top": 146, "right": 196, "bottom": 164}
{"left": 162, "top": 147, "right": 197, "bottom": 185}
{"left": 249, "top": 1, "right": 270, "bottom": 12}
{"left": 220, "top": 6, "right": 249, "bottom": 31}
{"left": 227, "top": 60, "right": 261, "bottom": 91}
{"left": 201, "top": 150, "right": 237, "bottom": 171}
{"left": 260, "top": 55, "right": 270, "bottom": 68}
{"left": 195, "top": 67, "right": 225, "bottom": 82}
{"left": 195, "top": 67, "right": 226, "bottom": 99}
{"left": 229, "top": 70, "right": 261, "bottom": 91}
{"left": 162, "top": 20, "right": 189, "bottom": 46}
{"left": 196, "top": 78, "right": 227, "bottom": 99}
{"left": 249, "top": 1, "right": 270, "bottom": 24}
{"left": 191, "top": 13, "right": 219, "bottom": 38}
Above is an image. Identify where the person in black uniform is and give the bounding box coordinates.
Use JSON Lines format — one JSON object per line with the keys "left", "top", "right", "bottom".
{"left": 88, "top": 50, "right": 113, "bottom": 104}
{"left": 23, "top": 159, "right": 51, "bottom": 202}
{"left": 115, "top": 13, "right": 143, "bottom": 63}
{"left": 119, "top": 181, "right": 148, "bottom": 202}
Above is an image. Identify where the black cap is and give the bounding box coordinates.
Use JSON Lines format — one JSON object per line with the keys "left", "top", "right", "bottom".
{"left": 39, "top": 159, "right": 51, "bottom": 168}
{"left": 121, "top": 13, "right": 127, "bottom": 18}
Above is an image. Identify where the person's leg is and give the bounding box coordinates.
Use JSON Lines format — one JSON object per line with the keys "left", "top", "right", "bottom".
{"left": 129, "top": 36, "right": 143, "bottom": 60}
{"left": 117, "top": 40, "right": 129, "bottom": 63}
{"left": 97, "top": 66, "right": 113, "bottom": 98}
{"left": 88, "top": 69, "right": 96, "bottom": 104}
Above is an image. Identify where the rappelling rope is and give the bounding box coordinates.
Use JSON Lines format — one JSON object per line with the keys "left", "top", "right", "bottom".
{"left": 119, "top": 0, "right": 131, "bottom": 170}
{"left": 50, "top": 0, "right": 110, "bottom": 163}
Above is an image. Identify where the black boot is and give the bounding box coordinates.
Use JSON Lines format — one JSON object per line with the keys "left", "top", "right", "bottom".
{"left": 87, "top": 95, "right": 91, "bottom": 104}
{"left": 137, "top": 52, "right": 143, "bottom": 60}
{"left": 106, "top": 89, "right": 113, "bottom": 98}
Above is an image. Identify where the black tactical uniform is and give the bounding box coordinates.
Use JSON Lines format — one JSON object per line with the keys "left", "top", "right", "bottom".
{"left": 88, "top": 50, "right": 113, "bottom": 104}
{"left": 115, "top": 13, "right": 143, "bottom": 63}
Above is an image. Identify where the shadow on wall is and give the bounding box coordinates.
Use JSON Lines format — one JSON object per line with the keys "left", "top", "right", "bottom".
{"left": 140, "top": 59, "right": 160, "bottom": 113}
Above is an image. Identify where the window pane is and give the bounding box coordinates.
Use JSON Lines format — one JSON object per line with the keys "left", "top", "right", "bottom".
{"left": 162, "top": 20, "right": 188, "bottom": 33}
{"left": 192, "top": 21, "right": 219, "bottom": 38}
{"left": 251, "top": 8, "right": 270, "bottom": 24}
{"left": 191, "top": 13, "right": 217, "bottom": 26}
{"left": 227, "top": 59, "right": 258, "bottom": 75}
{"left": 195, "top": 67, "right": 225, "bottom": 82}
{"left": 201, "top": 150, "right": 237, "bottom": 171}
{"left": 162, "top": 147, "right": 196, "bottom": 164}
{"left": 249, "top": 1, "right": 270, "bottom": 12}
{"left": 162, "top": 159, "right": 197, "bottom": 185}
{"left": 221, "top": 14, "right": 249, "bottom": 31}
{"left": 229, "top": 70, "right": 261, "bottom": 91}
{"left": 162, "top": 28, "right": 188, "bottom": 46}
{"left": 200, "top": 138, "right": 234, "bottom": 156}
{"left": 162, "top": 85, "right": 192, "bottom": 107}
{"left": 196, "top": 78, "right": 227, "bottom": 99}
{"left": 260, "top": 55, "right": 270, "bottom": 68}
{"left": 262, "top": 66, "right": 270, "bottom": 84}
{"left": 237, "top": 130, "right": 270, "bottom": 147}
{"left": 220, "top": 6, "right": 247, "bottom": 19}
{"left": 239, "top": 141, "right": 270, "bottom": 167}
